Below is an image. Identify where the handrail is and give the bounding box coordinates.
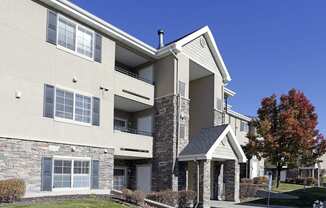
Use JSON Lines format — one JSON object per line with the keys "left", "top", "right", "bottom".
{"left": 114, "top": 126, "right": 153, "bottom": 136}
{"left": 115, "top": 66, "right": 154, "bottom": 85}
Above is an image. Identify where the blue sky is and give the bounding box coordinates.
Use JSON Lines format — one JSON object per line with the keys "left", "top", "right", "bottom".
{"left": 72, "top": 0, "right": 326, "bottom": 134}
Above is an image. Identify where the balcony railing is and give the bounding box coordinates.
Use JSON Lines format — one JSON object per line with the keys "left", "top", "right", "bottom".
{"left": 114, "top": 126, "right": 153, "bottom": 137}
{"left": 115, "top": 66, "right": 154, "bottom": 85}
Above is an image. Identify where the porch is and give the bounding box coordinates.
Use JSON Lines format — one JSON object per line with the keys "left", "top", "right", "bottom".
{"left": 179, "top": 125, "right": 247, "bottom": 208}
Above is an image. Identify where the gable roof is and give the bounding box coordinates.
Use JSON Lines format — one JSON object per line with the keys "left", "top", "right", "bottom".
{"left": 179, "top": 125, "right": 247, "bottom": 162}
{"left": 40, "top": 1, "right": 231, "bottom": 82}
{"left": 157, "top": 26, "right": 231, "bottom": 82}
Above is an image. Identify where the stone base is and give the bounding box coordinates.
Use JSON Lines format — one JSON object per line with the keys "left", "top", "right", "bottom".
{"left": 0, "top": 137, "right": 114, "bottom": 195}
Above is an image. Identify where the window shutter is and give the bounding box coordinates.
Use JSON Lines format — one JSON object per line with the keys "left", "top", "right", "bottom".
{"left": 216, "top": 98, "right": 223, "bottom": 111}
{"left": 91, "top": 160, "right": 100, "bottom": 189}
{"left": 180, "top": 124, "right": 185, "bottom": 139}
{"left": 179, "top": 81, "right": 186, "bottom": 97}
{"left": 92, "top": 97, "right": 100, "bottom": 126}
{"left": 41, "top": 157, "right": 53, "bottom": 191}
{"left": 44, "top": 84, "right": 55, "bottom": 118}
{"left": 46, "top": 10, "right": 57, "bottom": 45}
{"left": 94, "top": 34, "right": 102, "bottom": 63}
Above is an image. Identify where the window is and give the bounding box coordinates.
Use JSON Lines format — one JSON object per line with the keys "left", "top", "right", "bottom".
{"left": 53, "top": 159, "right": 90, "bottom": 189}
{"left": 55, "top": 88, "right": 92, "bottom": 124}
{"left": 57, "top": 15, "right": 94, "bottom": 59}
{"left": 53, "top": 160, "right": 72, "bottom": 188}
{"left": 77, "top": 26, "right": 94, "bottom": 58}
{"left": 240, "top": 121, "right": 249, "bottom": 132}
{"left": 55, "top": 89, "right": 74, "bottom": 120}
{"left": 75, "top": 94, "right": 91, "bottom": 123}
{"left": 58, "top": 17, "right": 76, "bottom": 51}
{"left": 113, "top": 168, "right": 127, "bottom": 190}
{"left": 114, "top": 118, "right": 127, "bottom": 130}
{"left": 73, "top": 161, "right": 90, "bottom": 188}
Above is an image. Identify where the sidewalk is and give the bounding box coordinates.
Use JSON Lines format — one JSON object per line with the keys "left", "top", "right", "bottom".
{"left": 210, "top": 200, "right": 296, "bottom": 208}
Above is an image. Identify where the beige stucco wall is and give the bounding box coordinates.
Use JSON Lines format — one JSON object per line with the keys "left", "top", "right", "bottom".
{"left": 189, "top": 75, "right": 215, "bottom": 138}
{"left": 0, "top": 0, "right": 118, "bottom": 148}
{"left": 225, "top": 113, "right": 249, "bottom": 146}
{"left": 154, "top": 56, "right": 176, "bottom": 98}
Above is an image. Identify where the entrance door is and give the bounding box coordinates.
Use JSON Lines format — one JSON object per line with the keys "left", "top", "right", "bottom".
{"left": 136, "top": 165, "right": 152, "bottom": 192}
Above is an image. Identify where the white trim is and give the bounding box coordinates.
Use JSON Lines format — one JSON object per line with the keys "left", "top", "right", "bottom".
{"left": 178, "top": 154, "right": 207, "bottom": 161}
{"left": 224, "top": 87, "right": 236, "bottom": 97}
{"left": 41, "top": 0, "right": 157, "bottom": 57}
{"left": 56, "top": 13, "right": 95, "bottom": 62}
{"left": 178, "top": 126, "right": 248, "bottom": 162}
{"left": 53, "top": 85, "right": 93, "bottom": 126}
{"left": 157, "top": 26, "right": 232, "bottom": 82}
{"left": 52, "top": 156, "right": 92, "bottom": 191}
{"left": 206, "top": 125, "right": 232, "bottom": 158}
{"left": 227, "top": 109, "right": 251, "bottom": 122}
{"left": 41, "top": 0, "right": 232, "bottom": 84}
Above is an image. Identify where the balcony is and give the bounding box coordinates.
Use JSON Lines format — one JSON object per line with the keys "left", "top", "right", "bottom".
{"left": 114, "top": 66, "right": 154, "bottom": 108}
{"left": 115, "top": 66, "right": 153, "bottom": 85}
{"left": 113, "top": 128, "right": 153, "bottom": 159}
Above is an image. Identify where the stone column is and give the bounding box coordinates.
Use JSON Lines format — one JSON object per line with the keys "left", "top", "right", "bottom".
{"left": 152, "top": 95, "right": 189, "bottom": 192}
{"left": 224, "top": 160, "right": 240, "bottom": 202}
{"left": 199, "top": 160, "right": 211, "bottom": 208}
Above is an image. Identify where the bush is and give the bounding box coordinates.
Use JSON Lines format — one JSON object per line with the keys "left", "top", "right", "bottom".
{"left": 253, "top": 176, "right": 268, "bottom": 184}
{"left": 131, "top": 190, "right": 145, "bottom": 205}
{"left": 146, "top": 190, "right": 178, "bottom": 207}
{"left": 121, "top": 188, "right": 133, "bottom": 202}
{"left": 178, "top": 190, "right": 196, "bottom": 208}
{"left": 121, "top": 189, "right": 145, "bottom": 205}
{"left": 305, "top": 177, "right": 316, "bottom": 186}
{"left": 240, "top": 183, "right": 258, "bottom": 199}
{"left": 241, "top": 178, "right": 254, "bottom": 184}
{"left": 0, "top": 179, "right": 25, "bottom": 203}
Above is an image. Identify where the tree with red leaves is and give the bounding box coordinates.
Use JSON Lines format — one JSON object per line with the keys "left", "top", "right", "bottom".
{"left": 246, "top": 89, "right": 326, "bottom": 187}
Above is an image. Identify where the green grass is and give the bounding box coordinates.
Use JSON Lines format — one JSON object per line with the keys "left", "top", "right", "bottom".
{"left": 247, "top": 184, "right": 326, "bottom": 208}
{"left": 1, "top": 198, "right": 129, "bottom": 208}
{"left": 272, "top": 182, "right": 304, "bottom": 192}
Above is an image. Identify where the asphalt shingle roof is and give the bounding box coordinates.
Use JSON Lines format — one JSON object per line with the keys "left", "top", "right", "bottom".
{"left": 179, "top": 124, "right": 228, "bottom": 156}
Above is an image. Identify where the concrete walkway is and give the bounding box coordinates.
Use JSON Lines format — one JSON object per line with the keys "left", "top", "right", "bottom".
{"left": 210, "top": 200, "right": 296, "bottom": 208}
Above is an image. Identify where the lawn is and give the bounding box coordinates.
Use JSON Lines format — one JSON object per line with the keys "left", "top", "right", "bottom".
{"left": 1, "top": 198, "right": 130, "bottom": 208}
{"left": 272, "top": 182, "right": 304, "bottom": 192}
{"left": 247, "top": 183, "right": 326, "bottom": 208}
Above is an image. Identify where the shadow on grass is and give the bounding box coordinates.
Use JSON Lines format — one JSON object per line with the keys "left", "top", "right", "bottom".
{"left": 241, "top": 187, "right": 326, "bottom": 208}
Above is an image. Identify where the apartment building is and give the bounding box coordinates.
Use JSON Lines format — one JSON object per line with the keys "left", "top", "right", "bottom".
{"left": 0, "top": 0, "right": 263, "bottom": 207}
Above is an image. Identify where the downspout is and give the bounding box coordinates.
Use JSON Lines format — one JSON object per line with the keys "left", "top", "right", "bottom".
{"left": 170, "top": 48, "right": 181, "bottom": 190}
{"left": 194, "top": 160, "right": 200, "bottom": 208}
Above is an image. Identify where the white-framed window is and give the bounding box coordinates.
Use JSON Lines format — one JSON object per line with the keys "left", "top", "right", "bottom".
{"left": 57, "top": 15, "right": 95, "bottom": 60}
{"left": 240, "top": 121, "right": 249, "bottom": 132}
{"left": 113, "top": 167, "right": 127, "bottom": 190}
{"left": 54, "top": 87, "right": 92, "bottom": 125}
{"left": 53, "top": 158, "right": 91, "bottom": 189}
{"left": 57, "top": 16, "right": 76, "bottom": 51}
{"left": 114, "top": 118, "right": 127, "bottom": 131}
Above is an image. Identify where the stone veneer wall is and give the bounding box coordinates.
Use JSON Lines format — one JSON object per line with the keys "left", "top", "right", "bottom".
{"left": 223, "top": 160, "right": 240, "bottom": 202}
{"left": 199, "top": 160, "right": 211, "bottom": 208}
{"left": 0, "top": 137, "right": 114, "bottom": 194}
{"left": 152, "top": 95, "right": 189, "bottom": 191}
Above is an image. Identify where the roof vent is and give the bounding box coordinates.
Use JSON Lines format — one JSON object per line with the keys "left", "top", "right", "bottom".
{"left": 158, "top": 29, "right": 165, "bottom": 48}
